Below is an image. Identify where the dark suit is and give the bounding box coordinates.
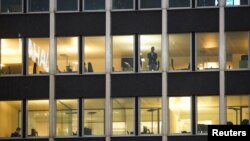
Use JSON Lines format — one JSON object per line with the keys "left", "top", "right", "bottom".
{"left": 147, "top": 52, "right": 157, "bottom": 71}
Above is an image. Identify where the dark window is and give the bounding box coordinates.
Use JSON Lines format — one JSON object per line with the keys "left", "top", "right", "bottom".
{"left": 28, "top": 0, "right": 49, "bottom": 12}
{"left": 169, "top": 0, "right": 191, "bottom": 8}
{"left": 197, "top": 0, "right": 218, "bottom": 7}
{"left": 84, "top": 0, "right": 105, "bottom": 10}
{"left": 57, "top": 0, "right": 78, "bottom": 11}
{"left": 112, "top": 0, "right": 134, "bottom": 10}
{"left": 140, "top": 0, "right": 161, "bottom": 9}
{"left": 0, "top": 0, "right": 22, "bottom": 13}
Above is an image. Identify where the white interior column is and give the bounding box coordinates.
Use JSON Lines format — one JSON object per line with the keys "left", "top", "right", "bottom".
{"left": 105, "top": 0, "right": 112, "bottom": 141}
{"left": 219, "top": 0, "right": 226, "bottom": 125}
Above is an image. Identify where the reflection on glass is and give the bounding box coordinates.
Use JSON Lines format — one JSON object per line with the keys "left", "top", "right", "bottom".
{"left": 197, "top": 32, "right": 219, "bottom": 70}
{"left": 140, "top": 35, "right": 161, "bottom": 71}
{"left": 84, "top": 36, "right": 105, "bottom": 73}
{"left": 197, "top": 96, "right": 219, "bottom": 134}
{"left": 0, "top": 39, "right": 22, "bottom": 75}
{"left": 112, "top": 35, "right": 134, "bottom": 72}
{"left": 226, "top": 32, "right": 248, "bottom": 69}
{"left": 169, "top": 34, "right": 191, "bottom": 71}
{"left": 112, "top": 98, "right": 134, "bottom": 135}
{"left": 28, "top": 38, "right": 49, "bottom": 74}
{"left": 227, "top": 96, "right": 249, "bottom": 125}
{"left": 140, "top": 0, "right": 161, "bottom": 9}
{"left": 169, "top": 0, "right": 191, "bottom": 8}
{"left": 0, "top": 101, "right": 21, "bottom": 138}
{"left": 84, "top": 99, "right": 105, "bottom": 136}
{"left": 57, "top": 37, "right": 78, "bottom": 73}
{"left": 27, "top": 100, "right": 49, "bottom": 137}
{"left": 57, "top": 0, "right": 78, "bottom": 11}
{"left": 28, "top": 0, "right": 49, "bottom": 12}
{"left": 197, "top": 0, "right": 219, "bottom": 7}
{"left": 0, "top": 0, "right": 22, "bottom": 13}
{"left": 84, "top": 0, "right": 105, "bottom": 10}
{"left": 140, "top": 97, "right": 161, "bottom": 135}
{"left": 56, "top": 99, "right": 78, "bottom": 136}
{"left": 169, "top": 97, "right": 191, "bottom": 134}
{"left": 226, "top": 0, "right": 248, "bottom": 6}
{"left": 112, "top": 0, "right": 134, "bottom": 10}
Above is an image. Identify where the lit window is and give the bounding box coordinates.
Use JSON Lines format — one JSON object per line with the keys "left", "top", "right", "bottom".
{"left": 57, "top": 37, "right": 78, "bottom": 73}
{"left": 139, "top": 0, "right": 161, "bottom": 9}
{"left": 83, "top": 36, "right": 105, "bottom": 73}
{"left": 56, "top": 99, "right": 78, "bottom": 136}
{"left": 0, "top": 101, "right": 22, "bottom": 138}
{"left": 0, "top": 0, "right": 22, "bottom": 13}
{"left": 112, "top": 0, "right": 134, "bottom": 10}
{"left": 197, "top": 96, "right": 219, "bottom": 134}
{"left": 226, "top": 32, "right": 248, "bottom": 69}
{"left": 197, "top": 0, "right": 219, "bottom": 7}
{"left": 27, "top": 38, "right": 49, "bottom": 75}
{"left": 140, "top": 97, "right": 161, "bottom": 135}
{"left": 169, "top": 33, "right": 191, "bottom": 71}
{"left": 84, "top": 0, "right": 105, "bottom": 11}
{"left": 112, "top": 35, "right": 134, "bottom": 72}
{"left": 169, "top": 97, "right": 191, "bottom": 134}
{"left": 196, "top": 32, "right": 219, "bottom": 70}
{"left": 57, "top": 0, "right": 78, "bottom": 11}
{"left": 27, "top": 100, "right": 49, "bottom": 137}
{"left": 28, "top": 0, "right": 49, "bottom": 12}
{"left": 140, "top": 35, "right": 161, "bottom": 71}
{"left": 226, "top": 96, "right": 249, "bottom": 125}
{"left": 226, "top": 0, "right": 248, "bottom": 6}
{"left": 0, "top": 38, "right": 22, "bottom": 75}
{"left": 83, "top": 99, "right": 105, "bottom": 136}
{"left": 112, "top": 98, "right": 134, "bottom": 135}
{"left": 169, "top": 0, "right": 191, "bottom": 8}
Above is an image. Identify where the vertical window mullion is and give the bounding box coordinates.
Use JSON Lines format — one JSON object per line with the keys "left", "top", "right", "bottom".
{"left": 135, "top": 34, "right": 139, "bottom": 72}
{"left": 79, "top": 36, "right": 83, "bottom": 74}
{"left": 22, "top": 37, "right": 27, "bottom": 75}
{"left": 23, "top": 99, "right": 27, "bottom": 138}
{"left": 192, "top": 32, "right": 196, "bottom": 71}
{"left": 79, "top": 98, "right": 82, "bottom": 137}
{"left": 192, "top": 96, "right": 196, "bottom": 134}
{"left": 135, "top": 97, "right": 139, "bottom": 135}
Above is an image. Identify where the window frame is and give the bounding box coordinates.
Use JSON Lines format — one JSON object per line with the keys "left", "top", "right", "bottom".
{"left": 83, "top": 0, "right": 106, "bottom": 12}
{"left": 27, "top": 0, "right": 49, "bottom": 13}
{"left": 0, "top": 38, "right": 23, "bottom": 76}
{"left": 225, "top": 0, "right": 250, "bottom": 7}
{"left": 56, "top": 36, "right": 80, "bottom": 75}
{"left": 168, "top": 0, "right": 192, "bottom": 9}
{"left": 56, "top": 0, "right": 80, "bottom": 13}
{"left": 0, "top": 0, "right": 23, "bottom": 14}
{"left": 168, "top": 33, "right": 192, "bottom": 72}
{"left": 111, "top": 0, "right": 135, "bottom": 11}
{"left": 82, "top": 36, "right": 106, "bottom": 74}
{"left": 168, "top": 96, "right": 193, "bottom": 135}
{"left": 195, "top": 32, "right": 220, "bottom": 72}
{"left": 111, "top": 35, "right": 136, "bottom": 74}
{"left": 195, "top": 0, "right": 220, "bottom": 8}
{"left": 111, "top": 97, "right": 135, "bottom": 136}
{"left": 138, "top": 0, "right": 162, "bottom": 10}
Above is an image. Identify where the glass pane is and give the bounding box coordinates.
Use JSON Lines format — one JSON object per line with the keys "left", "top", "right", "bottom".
{"left": 227, "top": 96, "right": 249, "bottom": 125}
{"left": 140, "top": 97, "right": 161, "bottom": 135}
{"left": 56, "top": 99, "right": 78, "bottom": 136}
{"left": 226, "top": 32, "right": 248, "bottom": 69}
{"left": 197, "top": 96, "right": 219, "bottom": 134}
{"left": 57, "top": 0, "right": 78, "bottom": 11}
{"left": 0, "top": 39, "right": 22, "bottom": 75}
{"left": 84, "top": 36, "right": 105, "bottom": 73}
{"left": 0, "top": 101, "right": 21, "bottom": 138}
{"left": 28, "top": 0, "right": 49, "bottom": 12}
{"left": 226, "top": 0, "right": 248, "bottom": 6}
{"left": 0, "top": 0, "right": 22, "bottom": 13}
{"left": 28, "top": 38, "right": 49, "bottom": 74}
{"left": 197, "top": 32, "right": 219, "bottom": 70}
{"left": 169, "top": 0, "right": 191, "bottom": 8}
{"left": 169, "top": 34, "right": 191, "bottom": 71}
{"left": 140, "top": 35, "right": 161, "bottom": 71}
{"left": 57, "top": 37, "right": 78, "bottom": 73}
{"left": 84, "top": 0, "right": 105, "bottom": 10}
{"left": 169, "top": 97, "right": 191, "bottom": 134}
{"left": 112, "top": 35, "right": 134, "bottom": 72}
{"left": 197, "top": 0, "right": 219, "bottom": 7}
{"left": 112, "top": 98, "right": 134, "bottom": 135}
{"left": 84, "top": 99, "right": 105, "bottom": 136}
{"left": 112, "top": 0, "right": 134, "bottom": 10}
{"left": 27, "top": 100, "right": 49, "bottom": 137}
{"left": 140, "top": 0, "right": 161, "bottom": 9}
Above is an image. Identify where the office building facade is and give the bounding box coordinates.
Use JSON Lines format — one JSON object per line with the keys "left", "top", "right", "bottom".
{"left": 0, "top": 0, "right": 250, "bottom": 141}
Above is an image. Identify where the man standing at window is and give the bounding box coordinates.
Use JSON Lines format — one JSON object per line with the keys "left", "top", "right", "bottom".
{"left": 147, "top": 46, "right": 158, "bottom": 71}
{"left": 11, "top": 127, "right": 21, "bottom": 137}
